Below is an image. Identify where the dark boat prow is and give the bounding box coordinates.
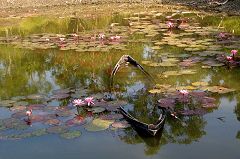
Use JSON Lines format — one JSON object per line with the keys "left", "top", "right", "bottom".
{"left": 118, "top": 106, "right": 167, "bottom": 136}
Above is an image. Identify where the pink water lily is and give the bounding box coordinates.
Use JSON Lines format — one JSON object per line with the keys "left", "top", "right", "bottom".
{"left": 59, "top": 37, "right": 65, "bottom": 42}
{"left": 26, "top": 109, "right": 32, "bottom": 117}
{"left": 179, "top": 90, "right": 189, "bottom": 96}
{"left": 85, "top": 97, "right": 95, "bottom": 106}
{"left": 226, "top": 56, "right": 233, "bottom": 61}
{"left": 167, "top": 21, "right": 174, "bottom": 28}
{"left": 98, "top": 33, "right": 105, "bottom": 39}
{"left": 110, "top": 35, "right": 121, "bottom": 41}
{"left": 231, "top": 50, "right": 238, "bottom": 56}
{"left": 72, "top": 99, "right": 85, "bottom": 106}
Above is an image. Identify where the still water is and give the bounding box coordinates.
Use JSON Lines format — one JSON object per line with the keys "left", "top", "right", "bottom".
{"left": 0, "top": 6, "right": 240, "bottom": 159}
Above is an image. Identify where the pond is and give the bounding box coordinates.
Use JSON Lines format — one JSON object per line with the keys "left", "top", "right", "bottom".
{"left": 0, "top": 5, "right": 240, "bottom": 159}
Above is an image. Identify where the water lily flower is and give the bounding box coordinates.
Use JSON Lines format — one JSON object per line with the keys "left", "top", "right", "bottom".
{"left": 46, "top": 38, "right": 50, "bottom": 41}
{"left": 179, "top": 90, "right": 189, "bottom": 96}
{"left": 218, "top": 32, "right": 226, "bottom": 38}
{"left": 26, "top": 109, "right": 32, "bottom": 117}
{"left": 167, "top": 21, "right": 174, "bottom": 28}
{"left": 59, "top": 37, "right": 65, "bottom": 42}
{"left": 98, "top": 33, "right": 105, "bottom": 39}
{"left": 231, "top": 50, "right": 238, "bottom": 56}
{"left": 110, "top": 35, "right": 121, "bottom": 40}
{"left": 72, "top": 33, "right": 78, "bottom": 37}
{"left": 85, "top": 97, "right": 95, "bottom": 106}
{"left": 72, "top": 99, "right": 85, "bottom": 106}
{"left": 226, "top": 56, "right": 233, "bottom": 61}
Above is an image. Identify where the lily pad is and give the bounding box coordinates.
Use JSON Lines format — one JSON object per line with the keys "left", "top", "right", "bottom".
{"left": 47, "top": 125, "right": 68, "bottom": 134}
{"left": 85, "top": 118, "right": 114, "bottom": 132}
{"left": 0, "top": 100, "right": 15, "bottom": 107}
{"left": 179, "top": 69, "right": 197, "bottom": 75}
{"left": 27, "top": 94, "right": 47, "bottom": 100}
{"left": 51, "top": 93, "right": 70, "bottom": 100}
{"left": 65, "top": 116, "right": 86, "bottom": 127}
{"left": 28, "top": 104, "right": 46, "bottom": 110}
{"left": 10, "top": 106, "right": 26, "bottom": 111}
{"left": 192, "top": 81, "right": 209, "bottom": 87}
{"left": 162, "top": 71, "right": 181, "bottom": 77}
{"left": 99, "top": 114, "right": 123, "bottom": 120}
{"left": 87, "top": 107, "right": 106, "bottom": 114}
{"left": 111, "top": 121, "right": 130, "bottom": 129}
{"left": 206, "top": 86, "right": 235, "bottom": 94}
{"left": 13, "top": 101, "right": 28, "bottom": 107}
{"left": 44, "top": 119, "right": 61, "bottom": 125}
{"left": 60, "top": 130, "right": 81, "bottom": 139}
{"left": 52, "top": 88, "right": 72, "bottom": 94}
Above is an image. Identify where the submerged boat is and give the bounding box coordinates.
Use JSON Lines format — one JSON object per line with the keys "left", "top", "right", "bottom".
{"left": 118, "top": 106, "right": 167, "bottom": 136}
{"left": 111, "top": 55, "right": 167, "bottom": 136}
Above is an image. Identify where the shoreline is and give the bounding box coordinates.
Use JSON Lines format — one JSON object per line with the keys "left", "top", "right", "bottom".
{"left": 0, "top": 0, "right": 239, "bottom": 16}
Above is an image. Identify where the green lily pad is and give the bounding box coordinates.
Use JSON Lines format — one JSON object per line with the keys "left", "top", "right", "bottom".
{"left": 47, "top": 125, "right": 68, "bottom": 134}
{"left": 159, "top": 62, "right": 177, "bottom": 67}
{"left": 179, "top": 69, "right": 197, "bottom": 75}
{"left": 3, "top": 118, "right": 29, "bottom": 130}
{"left": 87, "top": 107, "right": 106, "bottom": 114}
{"left": 205, "top": 86, "right": 235, "bottom": 94}
{"left": 60, "top": 130, "right": 81, "bottom": 139}
{"left": 192, "top": 81, "right": 209, "bottom": 87}
{"left": 51, "top": 93, "right": 70, "bottom": 100}
{"left": 149, "top": 89, "right": 165, "bottom": 94}
{"left": 13, "top": 101, "right": 29, "bottom": 107}
{"left": 27, "top": 94, "right": 47, "bottom": 100}
{"left": 52, "top": 88, "right": 71, "bottom": 94}
{"left": 0, "top": 100, "right": 15, "bottom": 107}
{"left": 162, "top": 71, "right": 181, "bottom": 77}
{"left": 85, "top": 118, "right": 114, "bottom": 132}
{"left": 99, "top": 114, "right": 123, "bottom": 120}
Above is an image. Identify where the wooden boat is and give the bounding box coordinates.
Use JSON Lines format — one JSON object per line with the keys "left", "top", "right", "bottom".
{"left": 118, "top": 106, "right": 167, "bottom": 136}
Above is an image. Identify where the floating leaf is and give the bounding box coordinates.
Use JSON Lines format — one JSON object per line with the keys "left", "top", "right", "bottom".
{"left": 52, "top": 88, "right": 72, "bottom": 94}
{"left": 65, "top": 116, "right": 86, "bottom": 127}
{"left": 28, "top": 104, "right": 46, "bottom": 110}
{"left": 60, "top": 130, "right": 81, "bottom": 139}
{"left": 0, "top": 100, "right": 15, "bottom": 107}
{"left": 159, "top": 62, "right": 177, "bottom": 67}
{"left": 44, "top": 119, "right": 61, "bottom": 125}
{"left": 10, "top": 106, "right": 26, "bottom": 112}
{"left": 47, "top": 125, "right": 68, "bottom": 134}
{"left": 99, "top": 114, "right": 123, "bottom": 120}
{"left": 85, "top": 118, "right": 114, "bottom": 132}
{"left": 162, "top": 71, "right": 181, "bottom": 77}
{"left": 192, "top": 81, "right": 209, "bottom": 87}
{"left": 158, "top": 98, "right": 176, "bottom": 109}
{"left": 51, "top": 93, "right": 70, "bottom": 100}
{"left": 87, "top": 107, "right": 106, "bottom": 114}
{"left": 27, "top": 94, "right": 47, "bottom": 100}
{"left": 111, "top": 121, "right": 130, "bottom": 129}
{"left": 206, "top": 86, "right": 235, "bottom": 94}
{"left": 13, "top": 101, "right": 28, "bottom": 107}
{"left": 179, "top": 69, "right": 197, "bottom": 75}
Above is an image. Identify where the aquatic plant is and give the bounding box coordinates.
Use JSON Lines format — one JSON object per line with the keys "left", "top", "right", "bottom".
{"left": 84, "top": 97, "right": 95, "bottom": 106}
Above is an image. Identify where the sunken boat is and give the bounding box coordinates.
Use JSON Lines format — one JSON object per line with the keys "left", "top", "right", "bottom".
{"left": 111, "top": 55, "right": 167, "bottom": 136}
{"left": 118, "top": 106, "right": 166, "bottom": 136}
